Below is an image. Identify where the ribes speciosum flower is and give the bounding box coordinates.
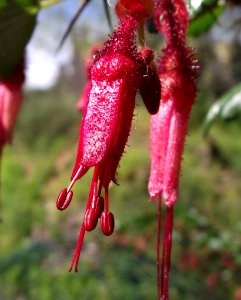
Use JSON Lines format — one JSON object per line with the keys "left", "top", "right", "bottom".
{"left": 148, "top": 0, "right": 199, "bottom": 299}
{"left": 56, "top": 12, "right": 160, "bottom": 272}
{"left": 0, "top": 58, "right": 25, "bottom": 155}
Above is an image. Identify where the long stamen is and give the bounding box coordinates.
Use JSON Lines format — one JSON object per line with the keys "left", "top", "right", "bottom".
{"left": 69, "top": 223, "right": 86, "bottom": 272}
{"left": 101, "top": 188, "right": 114, "bottom": 236}
{"left": 67, "top": 165, "right": 87, "bottom": 193}
{"left": 157, "top": 196, "right": 162, "bottom": 300}
{"left": 70, "top": 166, "right": 101, "bottom": 269}
{"left": 104, "top": 188, "right": 109, "bottom": 212}
{"left": 161, "top": 205, "right": 174, "bottom": 300}
{"left": 86, "top": 165, "right": 99, "bottom": 209}
{"left": 56, "top": 165, "right": 88, "bottom": 211}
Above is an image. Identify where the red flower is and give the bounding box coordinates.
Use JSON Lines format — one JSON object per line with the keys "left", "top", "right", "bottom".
{"left": 148, "top": 0, "right": 199, "bottom": 299}
{"left": 56, "top": 16, "right": 156, "bottom": 272}
{"left": 0, "top": 58, "right": 25, "bottom": 153}
{"left": 149, "top": 0, "right": 198, "bottom": 205}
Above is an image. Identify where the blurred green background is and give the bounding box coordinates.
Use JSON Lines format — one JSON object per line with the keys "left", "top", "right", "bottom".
{"left": 1, "top": 1, "right": 241, "bottom": 299}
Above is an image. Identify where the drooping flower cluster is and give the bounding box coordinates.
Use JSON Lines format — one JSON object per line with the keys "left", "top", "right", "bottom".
{"left": 57, "top": 0, "right": 198, "bottom": 298}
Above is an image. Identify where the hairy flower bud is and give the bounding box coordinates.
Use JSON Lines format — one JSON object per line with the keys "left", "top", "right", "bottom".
{"left": 148, "top": 1, "right": 199, "bottom": 299}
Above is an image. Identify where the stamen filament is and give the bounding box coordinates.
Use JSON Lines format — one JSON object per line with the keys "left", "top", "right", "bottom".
{"left": 67, "top": 165, "right": 86, "bottom": 192}
{"left": 105, "top": 188, "right": 109, "bottom": 212}
{"left": 69, "top": 223, "right": 86, "bottom": 272}
{"left": 157, "top": 196, "right": 162, "bottom": 300}
{"left": 161, "top": 205, "right": 174, "bottom": 300}
{"left": 86, "top": 165, "right": 99, "bottom": 209}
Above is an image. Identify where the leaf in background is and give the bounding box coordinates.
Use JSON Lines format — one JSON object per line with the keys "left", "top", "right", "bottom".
{"left": 188, "top": 0, "right": 225, "bottom": 37}
{"left": 203, "top": 82, "right": 241, "bottom": 135}
{"left": 39, "top": 0, "right": 62, "bottom": 9}
{"left": 0, "top": 0, "right": 39, "bottom": 79}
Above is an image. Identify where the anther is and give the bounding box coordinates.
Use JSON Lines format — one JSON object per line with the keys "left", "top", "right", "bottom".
{"left": 139, "top": 63, "right": 161, "bottom": 115}
{"left": 56, "top": 188, "right": 73, "bottom": 211}
{"left": 101, "top": 211, "right": 115, "bottom": 236}
{"left": 84, "top": 208, "right": 99, "bottom": 231}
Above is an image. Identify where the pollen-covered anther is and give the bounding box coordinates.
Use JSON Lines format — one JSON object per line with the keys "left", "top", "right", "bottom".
{"left": 101, "top": 211, "right": 115, "bottom": 236}
{"left": 56, "top": 188, "right": 73, "bottom": 211}
{"left": 84, "top": 208, "right": 99, "bottom": 231}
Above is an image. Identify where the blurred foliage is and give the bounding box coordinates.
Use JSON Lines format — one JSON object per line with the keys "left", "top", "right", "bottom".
{"left": 189, "top": 0, "right": 225, "bottom": 37}
{"left": 204, "top": 82, "right": 241, "bottom": 135}
{"left": 0, "top": 0, "right": 241, "bottom": 299}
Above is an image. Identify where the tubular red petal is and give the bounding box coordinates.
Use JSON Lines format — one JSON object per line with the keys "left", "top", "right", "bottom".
{"left": 149, "top": 0, "right": 198, "bottom": 205}
{"left": 71, "top": 17, "right": 139, "bottom": 178}
{"left": 148, "top": 99, "right": 174, "bottom": 200}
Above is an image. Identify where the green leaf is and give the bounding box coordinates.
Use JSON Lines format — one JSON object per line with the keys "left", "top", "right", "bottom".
{"left": 39, "top": 0, "right": 62, "bottom": 9}
{"left": 189, "top": 0, "right": 225, "bottom": 37}
{"left": 0, "top": 0, "right": 39, "bottom": 79}
{"left": 203, "top": 82, "right": 241, "bottom": 135}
